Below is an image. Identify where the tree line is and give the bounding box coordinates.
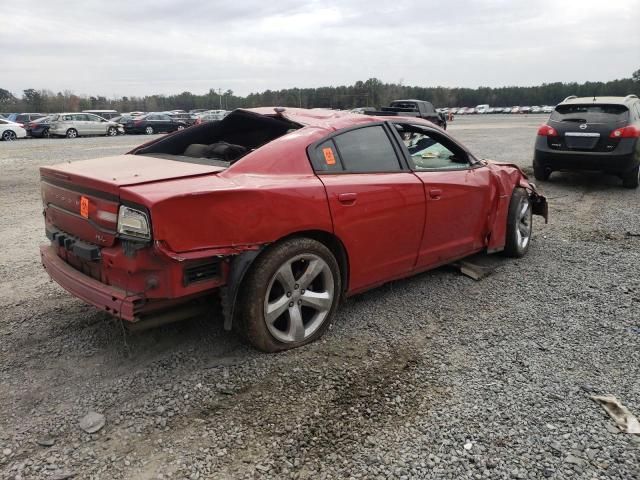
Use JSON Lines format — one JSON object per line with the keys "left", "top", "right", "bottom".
{"left": 1, "top": 72, "right": 638, "bottom": 114}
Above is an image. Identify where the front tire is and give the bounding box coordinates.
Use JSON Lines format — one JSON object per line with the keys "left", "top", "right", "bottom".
{"left": 66, "top": 128, "right": 78, "bottom": 139}
{"left": 107, "top": 127, "right": 117, "bottom": 136}
{"left": 502, "top": 187, "right": 533, "bottom": 258}
{"left": 145, "top": 126, "right": 154, "bottom": 135}
{"left": 237, "top": 238, "right": 341, "bottom": 352}
{"left": 621, "top": 165, "right": 639, "bottom": 189}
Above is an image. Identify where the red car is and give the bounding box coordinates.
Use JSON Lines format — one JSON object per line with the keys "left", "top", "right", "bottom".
{"left": 40, "top": 108, "right": 547, "bottom": 352}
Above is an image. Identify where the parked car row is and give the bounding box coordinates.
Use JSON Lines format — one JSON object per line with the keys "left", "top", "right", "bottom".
{"left": 441, "top": 105, "right": 555, "bottom": 115}
{"left": 0, "top": 109, "right": 231, "bottom": 140}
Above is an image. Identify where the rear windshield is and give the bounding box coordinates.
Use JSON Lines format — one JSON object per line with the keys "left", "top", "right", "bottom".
{"left": 551, "top": 104, "right": 629, "bottom": 122}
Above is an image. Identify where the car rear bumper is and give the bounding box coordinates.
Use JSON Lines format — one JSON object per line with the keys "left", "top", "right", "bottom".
{"left": 40, "top": 244, "right": 141, "bottom": 320}
{"left": 534, "top": 140, "right": 639, "bottom": 174}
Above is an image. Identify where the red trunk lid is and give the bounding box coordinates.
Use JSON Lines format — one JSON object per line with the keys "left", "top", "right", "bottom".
{"left": 41, "top": 154, "right": 225, "bottom": 247}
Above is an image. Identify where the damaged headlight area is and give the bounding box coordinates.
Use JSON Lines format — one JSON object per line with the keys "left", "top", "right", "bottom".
{"left": 117, "top": 205, "right": 151, "bottom": 240}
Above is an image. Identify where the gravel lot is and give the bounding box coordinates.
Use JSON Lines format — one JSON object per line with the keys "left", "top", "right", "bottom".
{"left": 1, "top": 115, "right": 639, "bottom": 479}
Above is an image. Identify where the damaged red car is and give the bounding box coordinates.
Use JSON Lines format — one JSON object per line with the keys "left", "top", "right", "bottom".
{"left": 40, "top": 108, "right": 547, "bottom": 351}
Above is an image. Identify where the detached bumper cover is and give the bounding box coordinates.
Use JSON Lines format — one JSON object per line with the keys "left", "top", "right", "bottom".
{"left": 40, "top": 245, "right": 141, "bottom": 321}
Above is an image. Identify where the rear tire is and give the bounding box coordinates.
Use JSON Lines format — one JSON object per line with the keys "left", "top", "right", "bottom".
{"left": 533, "top": 164, "right": 550, "bottom": 181}
{"left": 502, "top": 187, "right": 533, "bottom": 258}
{"left": 66, "top": 128, "right": 78, "bottom": 139}
{"left": 621, "top": 165, "right": 639, "bottom": 189}
{"left": 2, "top": 130, "right": 16, "bottom": 141}
{"left": 236, "top": 238, "right": 341, "bottom": 352}
{"left": 145, "top": 126, "right": 154, "bottom": 135}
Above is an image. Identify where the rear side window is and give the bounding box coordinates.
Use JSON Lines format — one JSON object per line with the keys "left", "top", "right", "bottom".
{"left": 311, "top": 139, "right": 343, "bottom": 172}
{"left": 551, "top": 104, "right": 629, "bottom": 122}
{"left": 332, "top": 125, "right": 401, "bottom": 172}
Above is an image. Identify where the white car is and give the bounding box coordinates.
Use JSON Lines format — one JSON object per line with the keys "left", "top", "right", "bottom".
{"left": 0, "top": 119, "right": 27, "bottom": 141}
{"left": 542, "top": 105, "right": 554, "bottom": 113}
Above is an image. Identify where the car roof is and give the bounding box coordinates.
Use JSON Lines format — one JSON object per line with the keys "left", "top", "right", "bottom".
{"left": 245, "top": 107, "right": 436, "bottom": 131}
{"left": 559, "top": 95, "right": 638, "bottom": 106}
{"left": 391, "top": 99, "right": 429, "bottom": 103}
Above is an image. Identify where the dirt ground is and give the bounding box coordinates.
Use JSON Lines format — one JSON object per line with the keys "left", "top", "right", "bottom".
{"left": 1, "top": 116, "right": 639, "bottom": 479}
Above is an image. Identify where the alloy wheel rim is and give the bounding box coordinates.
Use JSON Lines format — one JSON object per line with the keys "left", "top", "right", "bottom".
{"left": 3, "top": 131, "right": 14, "bottom": 141}
{"left": 263, "top": 253, "right": 334, "bottom": 344}
{"left": 145, "top": 127, "right": 153, "bottom": 134}
{"left": 515, "top": 199, "right": 532, "bottom": 249}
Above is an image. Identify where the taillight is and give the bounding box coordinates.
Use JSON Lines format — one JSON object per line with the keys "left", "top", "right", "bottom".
{"left": 609, "top": 125, "right": 640, "bottom": 139}
{"left": 537, "top": 124, "right": 558, "bottom": 136}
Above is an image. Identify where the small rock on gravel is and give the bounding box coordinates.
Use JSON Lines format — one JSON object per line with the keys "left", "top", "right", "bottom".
{"left": 79, "top": 411, "right": 105, "bottom": 434}
{"left": 37, "top": 437, "right": 56, "bottom": 447}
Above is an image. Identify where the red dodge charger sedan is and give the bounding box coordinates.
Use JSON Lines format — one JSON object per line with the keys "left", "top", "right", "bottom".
{"left": 40, "top": 108, "right": 547, "bottom": 351}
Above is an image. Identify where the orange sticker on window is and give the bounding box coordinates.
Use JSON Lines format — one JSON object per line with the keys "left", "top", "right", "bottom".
{"left": 80, "top": 196, "right": 89, "bottom": 219}
{"left": 322, "top": 147, "right": 336, "bottom": 165}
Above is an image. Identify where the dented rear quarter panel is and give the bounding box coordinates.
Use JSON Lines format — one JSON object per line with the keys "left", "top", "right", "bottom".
{"left": 119, "top": 128, "right": 335, "bottom": 253}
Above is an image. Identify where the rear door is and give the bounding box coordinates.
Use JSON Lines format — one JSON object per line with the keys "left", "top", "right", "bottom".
{"left": 160, "top": 114, "right": 175, "bottom": 131}
{"left": 73, "top": 114, "right": 90, "bottom": 135}
{"left": 310, "top": 123, "right": 425, "bottom": 293}
{"left": 86, "top": 114, "right": 105, "bottom": 135}
{"left": 391, "top": 123, "right": 494, "bottom": 268}
{"left": 549, "top": 104, "right": 630, "bottom": 152}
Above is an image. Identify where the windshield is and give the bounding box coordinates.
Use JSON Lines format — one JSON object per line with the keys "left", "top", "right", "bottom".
{"left": 551, "top": 104, "right": 629, "bottom": 122}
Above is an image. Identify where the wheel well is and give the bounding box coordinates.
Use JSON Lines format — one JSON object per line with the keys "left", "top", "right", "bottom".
{"left": 221, "top": 229, "right": 350, "bottom": 331}
{"left": 280, "top": 230, "right": 350, "bottom": 294}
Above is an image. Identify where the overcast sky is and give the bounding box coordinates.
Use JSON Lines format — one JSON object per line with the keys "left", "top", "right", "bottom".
{"left": 1, "top": 0, "right": 638, "bottom": 98}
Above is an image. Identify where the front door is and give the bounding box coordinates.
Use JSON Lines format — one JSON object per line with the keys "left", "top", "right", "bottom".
{"left": 310, "top": 124, "right": 425, "bottom": 293}
{"left": 391, "top": 124, "right": 494, "bottom": 269}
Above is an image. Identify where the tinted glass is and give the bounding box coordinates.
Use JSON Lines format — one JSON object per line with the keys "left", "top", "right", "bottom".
{"left": 312, "top": 139, "right": 343, "bottom": 172}
{"left": 551, "top": 104, "right": 629, "bottom": 122}
{"left": 333, "top": 126, "right": 400, "bottom": 172}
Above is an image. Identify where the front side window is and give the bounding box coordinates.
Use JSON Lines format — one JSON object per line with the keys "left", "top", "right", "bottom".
{"left": 396, "top": 125, "right": 469, "bottom": 170}
{"left": 332, "top": 125, "right": 401, "bottom": 172}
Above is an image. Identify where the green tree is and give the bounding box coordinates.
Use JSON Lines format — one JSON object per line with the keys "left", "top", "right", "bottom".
{"left": 0, "top": 88, "right": 15, "bottom": 104}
